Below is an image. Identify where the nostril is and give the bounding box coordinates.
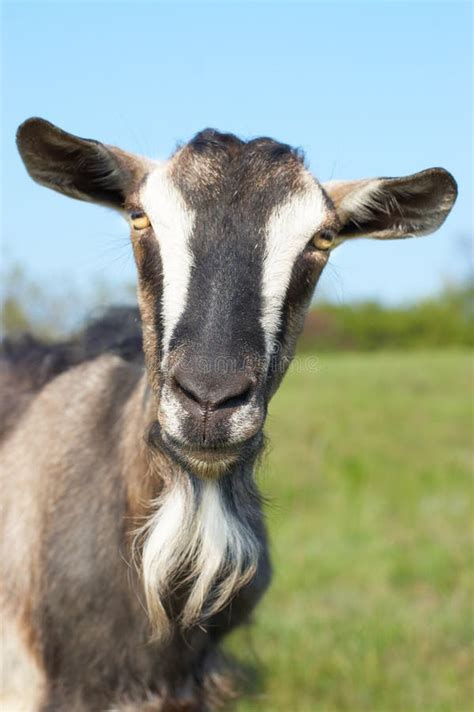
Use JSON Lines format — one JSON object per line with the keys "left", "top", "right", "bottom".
{"left": 213, "top": 383, "right": 252, "bottom": 410}
{"left": 172, "top": 376, "right": 202, "bottom": 406}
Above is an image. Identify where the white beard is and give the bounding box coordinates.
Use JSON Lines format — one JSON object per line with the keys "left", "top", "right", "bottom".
{"left": 137, "top": 475, "right": 259, "bottom": 639}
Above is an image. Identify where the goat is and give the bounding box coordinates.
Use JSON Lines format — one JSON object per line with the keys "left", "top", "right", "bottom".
{"left": 0, "top": 118, "right": 457, "bottom": 711}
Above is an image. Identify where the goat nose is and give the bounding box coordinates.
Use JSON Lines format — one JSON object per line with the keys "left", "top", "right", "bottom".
{"left": 172, "top": 367, "right": 254, "bottom": 413}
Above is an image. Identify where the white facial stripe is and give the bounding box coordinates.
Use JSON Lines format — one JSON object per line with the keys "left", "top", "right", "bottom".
{"left": 140, "top": 163, "right": 195, "bottom": 354}
{"left": 261, "top": 181, "right": 328, "bottom": 354}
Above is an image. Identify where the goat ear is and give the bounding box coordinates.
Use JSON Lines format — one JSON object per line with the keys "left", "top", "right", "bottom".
{"left": 16, "top": 117, "right": 148, "bottom": 209}
{"left": 323, "top": 168, "right": 457, "bottom": 244}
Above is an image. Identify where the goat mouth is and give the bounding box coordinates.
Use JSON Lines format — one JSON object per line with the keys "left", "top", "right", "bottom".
{"left": 155, "top": 426, "right": 263, "bottom": 479}
{"left": 181, "top": 446, "right": 239, "bottom": 479}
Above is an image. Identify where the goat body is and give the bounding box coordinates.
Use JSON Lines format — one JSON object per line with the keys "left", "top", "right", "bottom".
{"left": 0, "top": 312, "right": 270, "bottom": 710}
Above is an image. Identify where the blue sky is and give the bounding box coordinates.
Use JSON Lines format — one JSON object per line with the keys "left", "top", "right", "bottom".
{"left": 2, "top": 1, "right": 472, "bottom": 305}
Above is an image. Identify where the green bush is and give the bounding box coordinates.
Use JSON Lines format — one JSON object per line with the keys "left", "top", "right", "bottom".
{"left": 299, "top": 282, "right": 474, "bottom": 351}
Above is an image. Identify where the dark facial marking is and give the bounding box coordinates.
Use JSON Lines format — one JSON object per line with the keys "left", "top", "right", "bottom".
{"left": 167, "top": 129, "right": 309, "bottom": 364}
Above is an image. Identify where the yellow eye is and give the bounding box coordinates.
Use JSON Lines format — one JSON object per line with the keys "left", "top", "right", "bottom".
{"left": 312, "top": 230, "right": 334, "bottom": 251}
{"left": 130, "top": 212, "right": 150, "bottom": 230}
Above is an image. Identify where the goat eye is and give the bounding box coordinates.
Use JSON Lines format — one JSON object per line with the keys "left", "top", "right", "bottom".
{"left": 130, "top": 212, "right": 150, "bottom": 230}
{"left": 312, "top": 230, "right": 334, "bottom": 251}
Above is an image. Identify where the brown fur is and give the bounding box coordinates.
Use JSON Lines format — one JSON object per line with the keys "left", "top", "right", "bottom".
{"left": 0, "top": 347, "right": 270, "bottom": 711}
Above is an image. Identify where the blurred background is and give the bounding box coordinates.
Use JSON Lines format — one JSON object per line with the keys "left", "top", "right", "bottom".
{"left": 1, "top": 2, "right": 473, "bottom": 710}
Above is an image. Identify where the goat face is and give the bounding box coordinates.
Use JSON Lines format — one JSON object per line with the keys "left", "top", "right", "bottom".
{"left": 16, "top": 119, "right": 457, "bottom": 479}
{"left": 137, "top": 132, "right": 337, "bottom": 477}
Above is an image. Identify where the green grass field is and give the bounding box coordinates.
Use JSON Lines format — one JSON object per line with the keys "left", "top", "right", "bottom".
{"left": 228, "top": 351, "right": 473, "bottom": 712}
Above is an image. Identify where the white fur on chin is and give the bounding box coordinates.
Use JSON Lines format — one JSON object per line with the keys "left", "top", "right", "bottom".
{"left": 137, "top": 476, "right": 259, "bottom": 640}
